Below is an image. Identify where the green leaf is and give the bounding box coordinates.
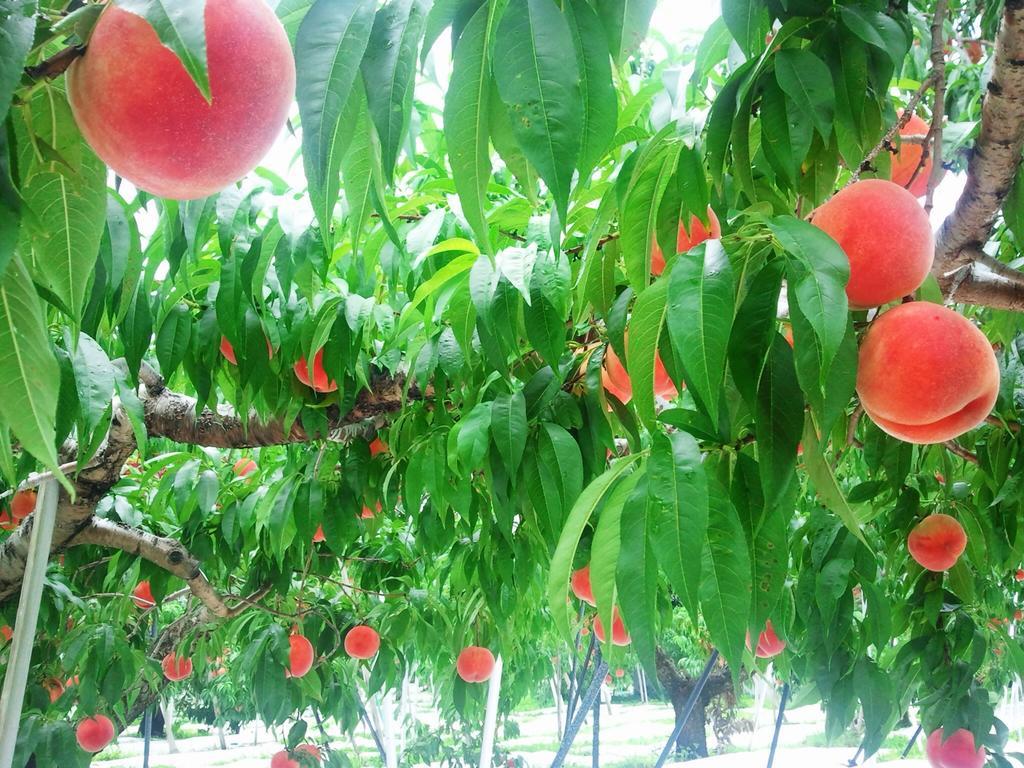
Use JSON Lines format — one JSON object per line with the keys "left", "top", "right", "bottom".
{"left": 700, "top": 481, "right": 751, "bottom": 675}
{"left": 648, "top": 431, "right": 708, "bottom": 620}
{"left": 456, "top": 402, "right": 492, "bottom": 470}
{"left": 565, "top": 0, "right": 618, "bottom": 180}
{"left": 276, "top": 0, "right": 313, "bottom": 46}
{"left": 490, "top": 391, "right": 527, "bottom": 477}
{"left": 591, "top": 469, "right": 639, "bottom": 655}
{"left": 0, "top": 255, "right": 60, "bottom": 471}
{"left": 770, "top": 215, "right": 849, "bottom": 382}
{"left": 114, "top": 0, "right": 211, "bottom": 100}
{"left": 340, "top": 81, "right": 374, "bottom": 254}
{"left": 594, "top": 0, "right": 656, "bottom": 62}
{"left": 802, "top": 416, "right": 871, "bottom": 549}
{"left": 155, "top": 304, "right": 192, "bottom": 378}
{"left": 666, "top": 240, "right": 734, "bottom": 423}
{"left": 728, "top": 260, "right": 783, "bottom": 410}
{"left": 620, "top": 136, "right": 681, "bottom": 291}
{"left": 537, "top": 423, "right": 583, "bottom": 532}
{"left": 296, "top": 0, "right": 376, "bottom": 238}
{"left": 524, "top": 249, "right": 570, "bottom": 367}
{"left": 774, "top": 49, "right": 835, "bottom": 142}
{"left": 733, "top": 454, "right": 788, "bottom": 629}
{"left": 721, "top": 0, "right": 769, "bottom": 57}
{"left": 361, "top": 0, "right": 429, "bottom": 181}
{"left": 494, "top": 0, "right": 582, "bottom": 224}
{"left": 547, "top": 454, "right": 641, "bottom": 640}
{"left": 445, "top": 4, "right": 495, "bottom": 253}
{"left": 70, "top": 332, "right": 115, "bottom": 447}
{"left": 755, "top": 335, "right": 803, "bottom": 511}
{"left": 625, "top": 278, "right": 667, "bottom": 428}
{"left": 616, "top": 474, "right": 657, "bottom": 672}
{"left": 839, "top": 6, "right": 908, "bottom": 65}
{"left": 16, "top": 87, "right": 107, "bottom": 322}
{"left": 0, "top": 0, "right": 36, "bottom": 125}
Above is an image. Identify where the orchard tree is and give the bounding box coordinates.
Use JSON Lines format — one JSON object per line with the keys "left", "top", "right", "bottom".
{"left": 3, "top": 0, "right": 1024, "bottom": 765}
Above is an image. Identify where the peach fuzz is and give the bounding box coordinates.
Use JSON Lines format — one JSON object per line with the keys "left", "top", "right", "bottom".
{"left": 925, "top": 728, "right": 985, "bottom": 768}
{"left": 570, "top": 566, "right": 596, "bottom": 606}
{"left": 811, "top": 179, "right": 934, "bottom": 308}
{"left": 457, "top": 646, "right": 496, "bottom": 683}
{"left": 344, "top": 625, "right": 381, "bottom": 660}
{"left": 908, "top": 514, "right": 967, "bottom": 571}
{"left": 890, "top": 113, "right": 934, "bottom": 198}
{"left": 651, "top": 206, "right": 722, "bottom": 276}
{"left": 594, "top": 607, "right": 631, "bottom": 646}
{"left": 67, "top": 0, "right": 294, "bottom": 200}
{"left": 856, "top": 303, "right": 999, "bottom": 444}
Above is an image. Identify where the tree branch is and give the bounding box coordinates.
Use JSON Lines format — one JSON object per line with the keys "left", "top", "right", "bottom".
{"left": 139, "top": 363, "right": 414, "bottom": 448}
{"left": 933, "top": 2, "right": 1024, "bottom": 308}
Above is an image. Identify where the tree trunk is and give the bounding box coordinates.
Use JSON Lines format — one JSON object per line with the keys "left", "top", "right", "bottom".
{"left": 654, "top": 646, "right": 732, "bottom": 760}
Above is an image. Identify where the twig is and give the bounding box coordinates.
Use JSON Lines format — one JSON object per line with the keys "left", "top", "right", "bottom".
{"left": 565, "top": 232, "right": 620, "bottom": 257}
{"left": 24, "top": 46, "right": 85, "bottom": 81}
{"left": 924, "top": 0, "right": 949, "bottom": 214}
{"left": 943, "top": 441, "right": 979, "bottom": 465}
{"left": 846, "top": 405, "right": 864, "bottom": 446}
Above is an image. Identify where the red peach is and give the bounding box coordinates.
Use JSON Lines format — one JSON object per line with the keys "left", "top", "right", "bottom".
{"left": 43, "top": 677, "right": 64, "bottom": 703}
{"left": 891, "top": 114, "right": 934, "bottom": 199}
{"left": 651, "top": 207, "right": 722, "bottom": 276}
{"left": 601, "top": 339, "right": 677, "bottom": 405}
{"left": 1, "top": 625, "right": 11, "bottom": 642}
{"left": 10, "top": 490, "right": 35, "bottom": 520}
{"left": 570, "top": 566, "right": 596, "bottom": 606}
{"left": 753, "top": 620, "right": 786, "bottom": 659}
{"left": 294, "top": 349, "right": 338, "bottom": 393}
{"left": 0, "top": 510, "right": 17, "bottom": 531}
{"left": 857, "top": 304, "right": 1000, "bottom": 444}
{"left": 131, "top": 581, "right": 155, "bottom": 610}
{"left": 344, "top": 625, "right": 380, "bottom": 660}
{"left": 1015, "top": 569, "right": 1024, "bottom": 582}
{"left": 925, "top": 728, "right": 985, "bottom": 768}
{"left": 370, "top": 438, "right": 388, "bottom": 457}
{"left": 286, "top": 634, "right": 314, "bottom": 679}
{"left": 233, "top": 458, "right": 258, "bottom": 477}
{"left": 456, "top": 646, "right": 496, "bottom": 683}
{"left": 615, "top": 668, "right": 625, "bottom": 678}
{"left": 907, "top": 514, "right": 967, "bottom": 571}
{"left": 76, "top": 715, "right": 115, "bottom": 753}
{"left": 812, "top": 179, "right": 934, "bottom": 308}
{"left": 67, "top": 0, "right": 294, "bottom": 199}
{"left": 312, "top": 524, "right": 325, "bottom": 543}
{"left": 161, "top": 652, "right": 193, "bottom": 681}
{"left": 593, "top": 607, "right": 631, "bottom": 646}
{"left": 221, "top": 336, "right": 274, "bottom": 365}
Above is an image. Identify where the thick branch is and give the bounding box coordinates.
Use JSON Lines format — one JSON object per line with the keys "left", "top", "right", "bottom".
{"left": 71, "top": 519, "right": 235, "bottom": 618}
{"left": 140, "top": 364, "right": 413, "bottom": 448}
{"left": 934, "top": 2, "right": 1024, "bottom": 304}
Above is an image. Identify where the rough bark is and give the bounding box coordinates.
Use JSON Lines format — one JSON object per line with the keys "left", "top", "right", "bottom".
{"left": 655, "top": 646, "right": 733, "bottom": 760}
{"left": 933, "top": 1, "right": 1024, "bottom": 309}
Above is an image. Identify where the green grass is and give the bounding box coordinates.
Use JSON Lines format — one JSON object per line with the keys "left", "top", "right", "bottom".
{"left": 93, "top": 747, "right": 128, "bottom": 761}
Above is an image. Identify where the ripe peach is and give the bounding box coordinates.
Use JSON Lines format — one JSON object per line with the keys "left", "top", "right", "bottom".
{"left": 925, "top": 728, "right": 985, "bottom": 768}
{"left": 812, "top": 180, "right": 934, "bottom": 308}
{"left": 752, "top": 620, "right": 786, "bottom": 659}
{"left": 271, "top": 745, "right": 321, "bottom": 768}
{"left": 570, "top": 566, "right": 596, "bottom": 606}
{"left": 0, "top": 510, "right": 17, "bottom": 531}
{"left": 161, "top": 652, "right": 193, "bottom": 681}
{"left": 312, "top": 524, "right": 326, "bottom": 543}
{"left": 131, "top": 581, "right": 155, "bottom": 610}
{"left": 43, "top": 676, "right": 64, "bottom": 703}
{"left": 221, "top": 336, "right": 274, "bottom": 365}
{"left": 67, "top": 0, "right": 294, "bottom": 199}
{"left": 891, "top": 114, "right": 933, "bottom": 199}
{"left": 1016, "top": 569, "right": 1024, "bottom": 582}
{"left": 908, "top": 514, "right": 967, "bottom": 571}
{"left": 601, "top": 339, "right": 677, "bottom": 405}
{"left": 593, "top": 607, "right": 631, "bottom": 646}
{"left": 233, "top": 458, "right": 258, "bottom": 477}
{"left": 0, "top": 625, "right": 11, "bottom": 642}
{"left": 360, "top": 502, "right": 381, "bottom": 519}
{"left": 10, "top": 490, "right": 35, "bottom": 520}
{"left": 294, "top": 349, "right": 338, "bottom": 393}
{"left": 76, "top": 715, "right": 115, "bottom": 753}
{"left": 614, "top": 668, "right": 625, "bottom": 678}
{"left": 286, "top": 634, "right": 314, "bottom": 679}
{"left": 650, "top": 206, "right": 722, "bottom": 276}
{"left": 456, "top": 646, "right": 496, "bottom": 683}
{"left": 1015, "top": 610, "right": 1023, "bottom": 622}
{"left": 965, "top": 39, "right": 983, "bottom": 64}
{"left": 370, "top": 438, "right": 389, "bottom": 457}
{"left": 857, "top": 303, "right": 1000, "bottom": 444}
{"left": 344, "top": 625, "right": 380, "bottom": 660}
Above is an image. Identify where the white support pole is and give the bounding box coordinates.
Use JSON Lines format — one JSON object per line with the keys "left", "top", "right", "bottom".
{"left": 0, "top": 479, "right": 59, "bottom": 768}
{"left": 380, "top": 689, "right": 398, "bottom": 768}
{"left": 479, "top": 655, "right": 504, "bottom": 768}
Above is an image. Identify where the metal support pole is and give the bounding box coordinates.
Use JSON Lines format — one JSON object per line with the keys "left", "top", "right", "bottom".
{"left": 143, "top": 616, "right": 158, "bottom": 768}
{"left": 591, "top": 690, "right": 599, "bottom": 768}
{"left": 653, "top": 649, "right": 720, "bottom": 768}
{"left": 567, "top": 632, "right": 596, "bottom": 726}
{"left": 765, "top": 683, "right": 790, "bottom": 768}
{"left": 563, "top": 603, "right": 586, "bottom": 724}
{"left": 845, "top": 742, "right": 864, "bottom": 766}
{"left": 901, "top": 724, "right": 923, "bottom": 758}
{"left": 0, "top": 479, "right": 59, "bottom": 768}
{"left": 358, "top": 699, "right": 387, "bottom": 762}
{"left": 478, "top": 655, "right": 503, "bottom": 768}
{"left": 550, "top": 654, "right": 609, "bottom": 768}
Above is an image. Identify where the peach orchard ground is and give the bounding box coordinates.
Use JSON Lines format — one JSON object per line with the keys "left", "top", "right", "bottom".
{"left": 88, "top": 697, "right": 1017, "bottom": 767}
